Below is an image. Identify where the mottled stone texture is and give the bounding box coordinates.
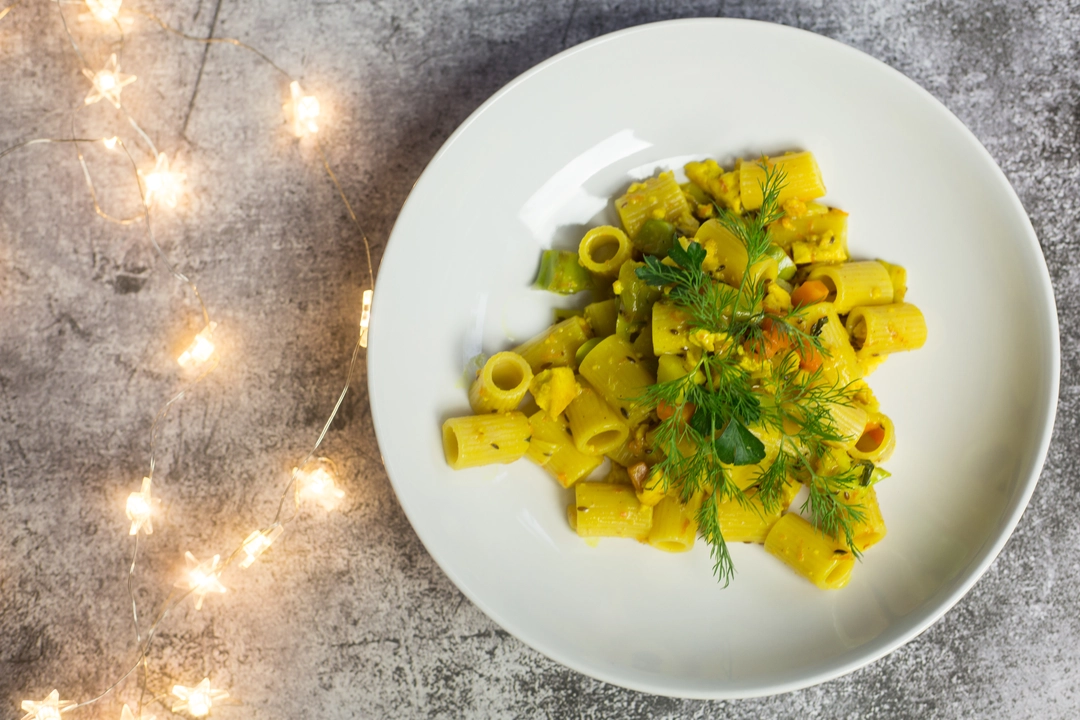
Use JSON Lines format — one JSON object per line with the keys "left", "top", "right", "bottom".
{"left": 0, "top": 0, "right": 1077, "bottom": 717}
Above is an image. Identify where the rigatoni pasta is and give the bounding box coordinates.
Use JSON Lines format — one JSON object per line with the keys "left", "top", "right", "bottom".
{"left": 441, "top": 149, "right": 926, "bottom": 591}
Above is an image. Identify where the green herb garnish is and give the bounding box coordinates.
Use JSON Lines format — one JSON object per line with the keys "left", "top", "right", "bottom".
{"left": 635, "top": 162, "right": 862, "bottom": 585}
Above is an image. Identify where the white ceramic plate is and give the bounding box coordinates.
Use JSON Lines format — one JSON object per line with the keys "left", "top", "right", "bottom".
{"left": 368, "top": 19, "right": 1059, "bottom": 699}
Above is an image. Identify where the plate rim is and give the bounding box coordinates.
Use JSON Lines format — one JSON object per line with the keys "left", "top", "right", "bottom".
{"left": 368, "top": 17, "right": 1061, "bottom": 699}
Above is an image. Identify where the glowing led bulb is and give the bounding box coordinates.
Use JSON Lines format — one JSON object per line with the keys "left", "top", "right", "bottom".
{"left": 140, "top": 152, "right": 186, "bottom": 209}
{"left": 83, "top": 54, "right": 135, "bottom": 108}
{"left": 171, "top": 679, "right": 227, "bottom": 718}
{"left": 177, "top": 552, "right": 226, "bottom": 610}
{"left": 20, "top": 690, "right": 74, "bottom": 720}
{"left": 239, "top": 525, "right": 284, "bottom": 568}
{"left": 287, "top": 81, "right": 320, "bottom": 136}
{"left": 125, "top": 476, "right": 154, "bottom": 536}
{"left": 85, "top": 0, "right": 122, "bottom": 22}
{"left": 119, "top": 703, "right": 155, "bottom": 720}
{"left": 359, "top": 289, "right": 372, "bottom": 349}
{"left": 177, "top": 322, "right": 217, "bottom": 368}
{"left": 294, "top": 458, "right": 345, "bottom": 511}
{"left": 102, "top": 136, "right": 118, "bottom": 150}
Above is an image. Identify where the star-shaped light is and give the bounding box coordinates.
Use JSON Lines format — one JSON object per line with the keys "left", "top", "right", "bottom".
{"left": 119, "top": 703, "right": 156, "bottom": 720}
{"left": 83, "top": 54, "right": 135, "bottom": 108}
{"left": 285, "top": 80, "right": 320, "bottom": 137}
{"left": 294, "top": 458, "right": 345, "bottom": 511}
{"left": 239, "top": 525, "right": 284, "bottom": 569}
{"left": 126, "top": 476, "right": 154, "bottom": 535}
{"left": 85, "top": 0, "right": 122, "bottom": 23}
{"left": 139, "top": 153, "right": 185, "bottom": 209}
{"left": 177, "top": 322, "right": 217, "bottom": 368}
{"left": 177, "top": 552, "right": 226, "bottom": 610}
{"left": 20, "top": 690, "right": 74, "bottom": 720}
{"left": 171, "top": 679, "right": 228, "bottom": 718}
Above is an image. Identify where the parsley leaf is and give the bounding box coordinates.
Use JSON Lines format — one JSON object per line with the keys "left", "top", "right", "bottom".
{"left": 714, "top": 419, "right": 766, "bottom": 466}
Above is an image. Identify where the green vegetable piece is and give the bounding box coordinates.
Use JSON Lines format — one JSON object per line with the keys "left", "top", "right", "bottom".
{"left": 765, "top": 244, "right": 797, "bottom": 281}
{"left": 714, "top": 419, "right": 766, "bottom": 466}
{"left": 856, "top": 460, "right": 891, "bottom": 487}
{"left": 534, "top": 249, "right": 592, "bottom": 295}
{"left": 633, "top": 218, "right": 678, "bottom": 257}
{"left": 617, "top": 260, "right": 662, "bottom": 323}
{"left": 574, "top": 337, "right": 602, "bottom": 366}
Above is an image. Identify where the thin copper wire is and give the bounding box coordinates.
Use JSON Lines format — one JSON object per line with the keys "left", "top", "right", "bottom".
{"left": 131, "top": 7, "right": 291, "bottom": 78}
{"left": 0, "top": 0, "right": 21, "bottom": 22}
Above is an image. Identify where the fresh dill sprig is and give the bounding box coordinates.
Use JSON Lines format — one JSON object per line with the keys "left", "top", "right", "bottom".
{"left": 633, "top": 160, "right": 866, "bottom": 583}
{"left": 800, "top": 461, "right": 867, "bottom": 556}
{"left": 637, "top": 242, "right": 736, "bottom": 333}
{"left": 698, "top": 493, "right": 735, "bottom": 587}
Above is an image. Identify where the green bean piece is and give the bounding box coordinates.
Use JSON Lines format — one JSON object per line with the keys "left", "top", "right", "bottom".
{"left": 617, "top": 260, "right": 662, "bottom": 323}
{"left": 533, "top": 249, "right": 592, "bottom": 295}
{"left": 633, "top": 218, "right": 677, "bottom": 257}
{"left": 765, "top": 244, "right": 797, "bottom": 281}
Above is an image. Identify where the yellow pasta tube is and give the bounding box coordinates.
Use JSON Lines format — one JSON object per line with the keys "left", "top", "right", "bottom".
{"left": 795, "top": 302, "right": 860, "bottom": 385}
{"left": 807, "top": 261, "right": 894, "bottom": 314}
{"left": 578, "top": 226, "right": 632, "bottom": 277}
{"left": 740, "top": 152, "right": 826, "bottom": 211}
{"left": 564, "top": 380, "right": 629, "bottom": 456}
{"left": 842, "top": 486, "right": 887, "bottom": 552}
{"left": 846, "top": 303, "right": 927, "bottom": 357}
{"left": 849, "top": 412, "right": 896, "bottom": 463}
{"left": 583, "top": 298, "right": 619, "bottom": 337}
{"left": 574, "top": 482, "right": 653, "bottom": 540}
{"left": 648, "top": 493, "right": 702, "bottom": 553}
{"left": 826, "top": 402, "right": 869, "bottom": 449}
{"left": 577, "top": 335, "right": 656, "bottom": 426}
{"left": 513, "top": 316, "right": 593, "bottom": 373}
{"left": 764, "top": 513, "right": 855, "bottom": 590}
{"left": 876, "top": 259, "right": 908, "bottom": 302}
{"left": 468, "top": 352, "right": 533, "bottom": 413}
{"left": 525, "top": 411, "right": 603, "bottom": 488}
{"left": 651, "top": 301, "right": 692, "bottom": 355}
{"left": 615, "top": 171, "right": 700, "bottom": 238}
{"left": 714, "top": 480, "right": 800, "bottom": 544}
{"left": 772, "top": 208, "right": 849, "bottom": 265}
{"left": 442, "top": 412, "right": 531, "bottom": 470}
{"left": 692, "top": 221, "right": 778, "bottom": 288}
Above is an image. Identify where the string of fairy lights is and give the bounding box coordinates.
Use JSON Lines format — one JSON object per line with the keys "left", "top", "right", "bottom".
{"left": 2, "top": 1, "right": 376, "bottom": 717}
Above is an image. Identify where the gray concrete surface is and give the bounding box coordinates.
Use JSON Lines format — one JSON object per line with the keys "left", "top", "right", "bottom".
{"left": 1, "top": 0, "right": 1078, "bottom": 718}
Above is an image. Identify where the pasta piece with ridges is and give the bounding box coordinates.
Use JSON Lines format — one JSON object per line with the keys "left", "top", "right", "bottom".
{"left": 807, "top": 261, "right": 894, "bottom": 314}
{"left": 739, "top": 152, "right": 826, "bottom": 210}
{"left": 764, "top": 513, "right": 855, "bottom": 590}
{"left": 846, "top": 303, "right": 927, "bottom": 358}
{"left": 442, "top": 412, "right": 531, "bottom": 470}
{"left": 574, "top": 482, "right": 653, "bottom": 540}
{"left": 564, "top": 379, "right": 629, "bottom": 456}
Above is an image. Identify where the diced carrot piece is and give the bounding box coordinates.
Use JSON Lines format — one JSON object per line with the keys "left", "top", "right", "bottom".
{"left": 798, "top": 345, "right": 824, "bottom": 372}
{"left": 753, "top": 317, "right": 791, "bottom": 359}
{"left": 656, "top": 400, "right": 694, "bottom": 423}
{"left": 790, "top": 280, "right": 830, "bottom": 308}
